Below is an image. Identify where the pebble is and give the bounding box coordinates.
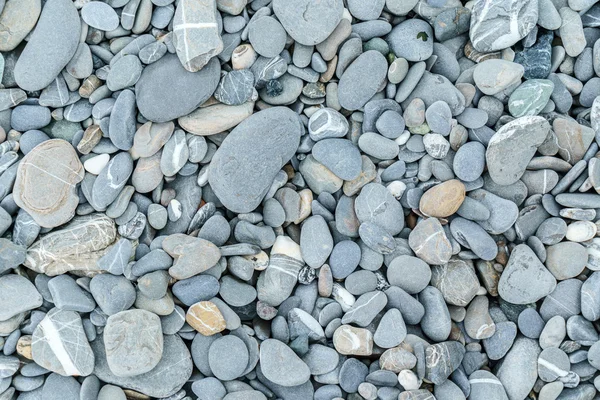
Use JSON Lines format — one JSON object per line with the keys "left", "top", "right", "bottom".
{"left": 104, "top": 309, "right": 163, "bottom": 377}
{"left": 259, "top": 339, "right": 310, "bottom": 387}
{"left": 14, "top": 139, "right": 84, "bottom": 228}
{"left": 338, "top": 51, "right": 388, "bottom": 111}
{"left": 14, "top": 0, "right": 80, "bottom": 91}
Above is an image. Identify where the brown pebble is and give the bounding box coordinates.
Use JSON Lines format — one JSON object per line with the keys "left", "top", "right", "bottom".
{"left": 16, "top": 335, "right": 32, "bottom": 359}
{"left": 77, "top": 125, "right": 102, "bottom": 154}
{"left": 186, "top": 301, "right": 227, "bottom": 336}
{"left": 419, "top": 179, "right": 466, "bottom": 218}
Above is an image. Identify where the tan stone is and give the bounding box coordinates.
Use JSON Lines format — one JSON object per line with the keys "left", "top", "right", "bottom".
{"left": 14, "top": 139, "right": 84, "bottom": 228}
{"left": 186, "top": 301, "right": 226, "bottom": 336}
{"left": 163, "top": 234, "right": 221, "bottom": 279}
{"left": 333, "top": 325, "right": 373, "bottom": 356}
{"left": 0, "top": 0, "right": 41, "bottom": 51}
{"left": 16, "top": 335, "right": 32, "bottom": 359}
{"left": 380, "top": 346, "right": 417, "bottom": 372}
{"left": 419, "top": 179, "right": 466, "bottom": 218}
{"left": 79, "top": 75, "right": 101, "bottom": 98}
{"left": 130, "top": 121, "right": 174, "bottom": 159}
{"left": 77, "top": 125, "right": 102, "bottom": 154}
{"left": 177, "top": 102, "right": 254, "bottom": 136}
{"left": 343, "top": 155, "right": 376, "bottom": 196}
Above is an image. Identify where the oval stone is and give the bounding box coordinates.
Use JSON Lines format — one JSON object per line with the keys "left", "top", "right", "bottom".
{"left": 419, "top": 179, "right": 465, "bottom": 218}
{"left": 208, "top": 107, "right": 302, "bottom": 213}
{"left": 338, "top": 51, "right": 388, "bottom": 111}
{"left": 14, "top": 139, "right": 84, "bottom": 228}
{"left": 135, "top": 54, "right": 220, "bottom": 123}
{"left": 14, "top": 0, "right": 81, "bottom": 91}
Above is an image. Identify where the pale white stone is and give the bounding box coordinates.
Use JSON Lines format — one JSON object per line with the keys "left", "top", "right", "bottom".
{"left": 84, "top": 153, "right": 110, "bottom": 175}
{"left": 566, "top": 221, "right": 597, "bottom": 242}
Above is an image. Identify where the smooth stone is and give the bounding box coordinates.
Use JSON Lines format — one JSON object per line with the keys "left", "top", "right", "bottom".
{"left": 354, "top": 182, "right": 404, "bottom": 236}
{"left": 425, "top": 341, "right": 466, "bottom": 384}
{"left": 92, "top": 334, "right": 192, "bottom": 398}
{"left": 468, "top": 370, "right": 509, "bottom": 400}
{"left": 496, "top": 337, "right": 541, "bottom": 400}
{"left": 312, "top": 139, "right": 362, "bottom": 181}
{"left": 24, "top": 214, "right": 118, "bottom": 276}
{"left": 208, "top": 335, "right": 248, "bottom": 381}
{"left": 329, "top": 240, "right": 361, "bottom": 279}
{"left": 272, "top": 0, "right": 343, "bottom": 46}
{"left": 387, "top": 255, "right": 431, "bottom": 294}
{"left": 470, "top": 0, "right": 538, "bottom": 52}
{"left": 553, "top": 118, "right": 595, "bottom": 165}
{"left": 425, "top": 101, "right": 452, "bottom": 136}
{"left": 162, "top": 234, "right": 221, "bottom": 279}
{"left": 81, "top": 2, "right": 120, "bottom": 31}
{"left": 48, "top": 275, "right": 95, "bottom": 312}
{"left": 136, "top": 54, "right": 220, "bottom": 123}
{"left": 89, "top": 274, "right": 135, "bottom": 316}
{"left": 387, "top": 19, "right": 434, "bottom": 62}
{"left": 560, "top": 7, "right": 586, "bottom": 57}
{"left": 0, "top": 274, "right": 42, "bottom": 321}
{"left": 106, "top": 55, "right": 142, "bottom": 92}
{"left": 546, "top": 242, "right": 587, "bottom": 280}
{"left": 342, "top": 291, "right": 387, "bottom": 327}
{"left": 14, "top": 0, "right": 81, "bottom": 91}
{"left": 420, "top": 286, "right": 451, "bottom": 342}
{"left": 431, "top": 258, "right": 480, "bottom": 307}
{"left": 260, "top": 339, "right": 311, "bottom": 387}
{"left": 482, "top": 321, "right": 517, "bottom": 361}
{"left": 409, "top": 218, "right": 452, "bottom": 265}
{"left": 486, "top": 116, "right": 550, "bottom": 186}
{"left": 374, "top": 308, "right": 407, "bottom": 349}
{"left": 249, "top": 16, "right": 286, "bottom": 58}
{"left": 450, "top": 218, "right": 498, "bottom": 261}
{"left": 308, "top": 107, "right": 349, "bottom": 141}
{"left": 214, "top": 70, "right": 255, "bottom": 106}
{"left": 32, "top": 308, "right": 94, "bottom": 376}
{"left": 498, "top": 244, "right": 557, "bottom": 304}
{"left": 333, "top": 325, "right": 373, "bottom": 356}
{"left": 401, "top": 71, "right": 466, "bottom": 116}
{"left": 14, "top": 139, "right": 84, "bottom": 228}
{"left": 300, "top": 215, "right": 333, "bottom": 269}
{"left": 419, "top": 179, "right": 465, "bottom": 217}
{"left": 0, "top": 0, "right": 41, "bottom": 52}
{"left": 508, "top": 79, "right": 554, "bottom": 117}
{"left": 473, "top": 60, "right": 524, "bottom": 95}
{"left": 208, "top": 107, "right": 302, "bottom": 213}
{"left": 338, "top": 51, "right": 388, "bottom": 111}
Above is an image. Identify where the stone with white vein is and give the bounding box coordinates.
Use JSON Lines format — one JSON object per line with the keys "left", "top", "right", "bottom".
{"left": 13, "top": 139, "right": 84, "bottom": 228}
{"left": 173, "top": 0, "right": 223, "bottom": 72}
{"left": 32, "top": 308, "right": 95, "bottom": 376}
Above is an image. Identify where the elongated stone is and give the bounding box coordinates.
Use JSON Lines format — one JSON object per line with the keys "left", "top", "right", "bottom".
{"left": 257, "top": 236, "right": 304, "bottom": 307}
{"left": 172, "top": 0, "right": 223, "bottom": 72}
{"left": 178, "top": 102, "right": 254, "bottom": 136}
{"left": 14, "top": 139, "right": 84, "bottom": 228}
{"left": 14, "top": 0, "right": 81, "bottom": 91}
{"left": 24, "top": 214, "right": 118, "bottom": 276}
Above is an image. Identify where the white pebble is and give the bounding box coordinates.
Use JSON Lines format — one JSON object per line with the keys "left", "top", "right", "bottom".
{"left": 398, "top": 369, "right": 420, "bottom": 390}
{"left": 566, "top": 221, "right": 597, "bottom": 242}
{"left": 395, "top": 130, "right": 411, "bottom": 146}
{"left": 387, "top": 180, "right": 407, "bottom": 200}
{"left": 84, "top": 153, "right": 110, "bottom": 175}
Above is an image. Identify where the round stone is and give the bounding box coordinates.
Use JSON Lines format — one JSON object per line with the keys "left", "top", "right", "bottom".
{"left": 208, "top": 335, "right": 248, "bottom": 381}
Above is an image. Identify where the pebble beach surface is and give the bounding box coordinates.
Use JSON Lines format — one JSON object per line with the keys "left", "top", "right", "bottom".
{"left": 1, "top": 0, "right": 600, "bottom": 400}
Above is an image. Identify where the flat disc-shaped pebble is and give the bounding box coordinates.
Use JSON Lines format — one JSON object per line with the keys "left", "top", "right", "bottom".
{"left": 0, "top": 274, "right": 42, "bottom": 321}
{"left": 272, "top": 0, "right": 343, "bottom": 46}
{"left": 454, "top": 141, "right": 485, "bottom": 182}
{"left": 338, "top": 51, "right": 388, "bottom": 111}
{"left": 104, "top": 310, "right": 163, "bottom": 377}
{"left": 354, "top": 183, "right": 404, "bottom": 236}
{"left": 208, "top": 336, "right": 248, "bottom": 381}
{"left": 107, "top": 55, "right": 143, "bottom": 92}
{"left": 208, "top": 107, "right": 302, "bottom": 213}
{"left": 14, "top": 139, "right": 84, "bottom": 228}
{"left": 312, "top": 139, "right": 362, "bottom": 181}
{"left": 14, "top": 0, "right": 81, "bottom": 91}
{"left": 81, "top": 2, "right": 120, "bottom": 31}
{"left": 387, "top": 255, "right": 431, "bottom": 294}
{"left": 135, "top": 54, "right": 220, "bottom": 123}
{"left": 259, "top": 339, "right": 311, "bottom": 387}
{"left": 213, "top": 70, "right": 255, "bottom": 106}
